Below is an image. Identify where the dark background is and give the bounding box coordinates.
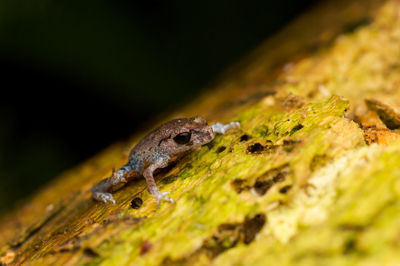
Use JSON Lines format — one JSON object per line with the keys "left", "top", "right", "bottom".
{"left": 0, "top": 0, "right": 317, "bottom": 213}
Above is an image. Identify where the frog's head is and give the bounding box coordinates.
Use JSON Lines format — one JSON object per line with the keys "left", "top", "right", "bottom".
{"left": 158, "top": 116, "right": 215, "bottom": 155}
{"left": 181, "top": 116, "right": 215, "bottom": 146}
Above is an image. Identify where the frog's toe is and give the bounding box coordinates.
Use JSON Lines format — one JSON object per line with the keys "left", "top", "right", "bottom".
{"left": 155, "top": 191, "right": 174, "bottom": 205}
{"left": 94, "top": 192, "right": 116, "bottom": 205}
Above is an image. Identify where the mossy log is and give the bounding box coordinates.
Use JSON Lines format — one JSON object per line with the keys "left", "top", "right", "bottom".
{"left": 2, "top": 0, "right": 400, "bottom": 265}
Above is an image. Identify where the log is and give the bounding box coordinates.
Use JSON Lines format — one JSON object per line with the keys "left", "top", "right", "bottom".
{"left": 2, "top": 0, "right": 400, "bottom": 264}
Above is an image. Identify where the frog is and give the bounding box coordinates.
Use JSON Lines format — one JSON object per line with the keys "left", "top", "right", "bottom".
{"left": 91, "top": 116, "right": 240, "bottom": 205}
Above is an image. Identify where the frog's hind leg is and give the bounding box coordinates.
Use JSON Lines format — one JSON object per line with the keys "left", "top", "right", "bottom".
{"left": 91, "top": 164, "right": 133, "bottom": 204}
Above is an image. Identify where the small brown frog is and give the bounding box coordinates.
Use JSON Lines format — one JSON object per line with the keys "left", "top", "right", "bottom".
{"left": 91, "top": 116, "right": 240, "bottom": 205}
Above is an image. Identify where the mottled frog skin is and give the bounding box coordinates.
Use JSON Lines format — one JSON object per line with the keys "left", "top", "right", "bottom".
{"left": 91, "top": 116, "right": 240, "bottom": 205}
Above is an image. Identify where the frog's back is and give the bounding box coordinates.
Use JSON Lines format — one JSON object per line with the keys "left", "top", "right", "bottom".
{"left": 130, "top": 118, "right": 195, "bottom": 155}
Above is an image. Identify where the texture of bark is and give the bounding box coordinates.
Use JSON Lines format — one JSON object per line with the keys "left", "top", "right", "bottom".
{"left": 2, "top": 0, "right": 400, "bottom": 265}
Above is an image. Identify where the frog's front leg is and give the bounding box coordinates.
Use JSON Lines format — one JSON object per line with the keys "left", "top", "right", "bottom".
{"left": 143, "top": 156, "right": 175, "bottom": 205}
{"left": 91, "top": 164, "right": 132, "bottom": 204}
{"left": 211, "top": 121, "right": 240, "bottom": 134}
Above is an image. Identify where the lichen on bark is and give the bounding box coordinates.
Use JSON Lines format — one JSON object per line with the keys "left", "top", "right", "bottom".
{"left": 2, "top": 0, "right": 400, "bottom": 265}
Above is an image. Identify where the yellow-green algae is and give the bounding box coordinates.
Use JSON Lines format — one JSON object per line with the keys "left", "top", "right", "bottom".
{"left": 215, "top": 143, "right": 400, "bottom": 266}
{"left": 1, "top": 0, "right": 400, "bottom": 265}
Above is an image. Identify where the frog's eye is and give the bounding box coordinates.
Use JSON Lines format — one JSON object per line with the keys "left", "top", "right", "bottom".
{"left": 173, "top": 132, "right": 192, "bottom": 145}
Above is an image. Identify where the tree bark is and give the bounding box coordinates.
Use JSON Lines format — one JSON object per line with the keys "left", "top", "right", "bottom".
{"left": 2, "top": 0, "right": 400, "bottom": 265}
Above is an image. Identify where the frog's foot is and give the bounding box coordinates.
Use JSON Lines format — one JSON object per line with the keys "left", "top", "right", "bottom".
{"left": 154, "top": 191, "right": 175, "bottom": 206}
{"left": 211, "top": 121, "right": 240, "bottom": 134}
{"left": 92, "top": 192, "right": 116, "bottom": 205}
